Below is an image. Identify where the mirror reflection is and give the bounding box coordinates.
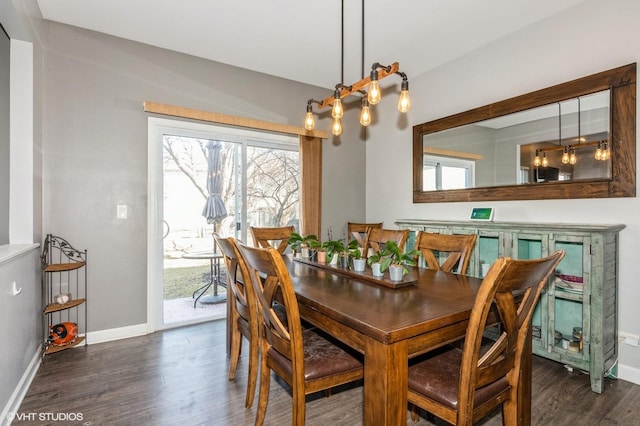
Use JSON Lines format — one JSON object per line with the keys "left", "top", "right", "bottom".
{"left": 422, "top": 90, "right": 610, "bottom": 191}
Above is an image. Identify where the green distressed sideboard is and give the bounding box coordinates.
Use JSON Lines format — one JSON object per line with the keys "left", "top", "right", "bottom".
{"left": 396, "top": 219, "right": 625, "bottom": 393}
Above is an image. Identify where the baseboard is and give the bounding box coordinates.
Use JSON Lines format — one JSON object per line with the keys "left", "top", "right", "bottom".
{"left": 86, "top": 323, "right": 148, "bottom": 345}
{"left": 618, "top": 362, "right": 640, "bottom": 386}
{"left": 1, "top": 346, "right": 41, "bottom": 426}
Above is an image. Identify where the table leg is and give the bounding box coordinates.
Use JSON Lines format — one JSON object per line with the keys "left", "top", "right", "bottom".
{"left": 199, "top": 256, "right": 227, "bottom": 304}
{"left": 363, "top": 336, "right": 408, "bottom": 426}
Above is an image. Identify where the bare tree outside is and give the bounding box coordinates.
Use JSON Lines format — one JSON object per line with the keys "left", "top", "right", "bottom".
{"left": 246, "top": 146, "right": 299, "bottom": 227}
{"left": 162, "top": 136, "right": 300, "bottom": 243}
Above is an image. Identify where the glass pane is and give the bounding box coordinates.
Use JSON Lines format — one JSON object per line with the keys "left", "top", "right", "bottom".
{"left": 246, "top": 145, "right": 300, "bottom": 245}
{"left": 441, "top": 166, "right": 468, "bottom": 189}
{"left": 423, "top": 164, "right": 436, "bottom": 190}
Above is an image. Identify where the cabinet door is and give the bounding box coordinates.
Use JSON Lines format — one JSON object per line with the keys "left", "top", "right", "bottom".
{"left": 475, "top": 229, "right": 509, "bottom": 278}
{"left": 512, "top": 231, "right": 549, "bottom": 352}
{"left": 547, "top": 234, "right": 591, "bottom": 364}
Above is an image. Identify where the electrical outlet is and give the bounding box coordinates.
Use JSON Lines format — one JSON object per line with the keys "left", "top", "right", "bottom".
{"left": 619, "top": 332, "right": 640, "bottom": 347}
{"left": 626, "top": 335, "right": 640, "bottom": 347}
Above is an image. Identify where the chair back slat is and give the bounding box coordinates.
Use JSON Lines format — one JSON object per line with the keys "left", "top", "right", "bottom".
{"left": 348, "top": 222, "right": 383, "bottom": 254}
{"left": 236, "top": 242, "right": 303, "bottom": 366}
{"left": 416, "top": 232, "right": 477, "bottom": 274}
{"left": 365, "top": 228, "right": 410, "bottom": 256}
{"left": 250, "top": 226, "right": 295, "bottom": 254}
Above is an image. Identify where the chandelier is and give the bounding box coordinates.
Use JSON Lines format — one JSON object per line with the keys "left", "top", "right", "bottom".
{"left": 304, "top": 63, "right": 410, "bottom": 136}
{"left": 533, "top": 98, "right": 609, "bottom": 167}
{"left": 303, "top": 1, "right": 410, "bottom": 136}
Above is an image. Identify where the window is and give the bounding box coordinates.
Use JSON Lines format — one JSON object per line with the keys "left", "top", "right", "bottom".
{"left": 423, "top": 155, "right": 475, "bottom": 190}
{"left": 160, "top": 125, "right": 300, "bottom": 246}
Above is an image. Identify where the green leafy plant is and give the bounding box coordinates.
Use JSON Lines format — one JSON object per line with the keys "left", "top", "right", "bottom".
{"left": 322, "top": 238, "right": 358, "bottom": 260}
{"left": 386, "top": 240, "right": 420, "bottom": 274}
{"left": 366, "top": 245, "right": 393, "bottom": 272}
{"left": 288, "top": 233, "right": 320, "bottom": 252}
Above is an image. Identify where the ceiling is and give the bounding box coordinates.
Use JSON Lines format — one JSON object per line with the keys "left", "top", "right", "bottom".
{"left": 36, "top": 0, "right": 587, "bottom": 90}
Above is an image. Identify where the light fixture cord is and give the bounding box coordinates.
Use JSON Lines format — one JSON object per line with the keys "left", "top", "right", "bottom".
{"left": 361, "top": 0, "right": 365, "bottom": 79}
{"left": 558, "top": 102, "right": 562, "bottom": 145}
{"left": 577, "top": 97, "right": 581, "bottom": 144}
{"left": 340, "top": 0, "right": 344, "bottom": 84}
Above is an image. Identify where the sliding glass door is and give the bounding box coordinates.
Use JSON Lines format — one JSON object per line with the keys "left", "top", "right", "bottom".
{"left": 148, "top": 118, "right": 299, "bottom": 330}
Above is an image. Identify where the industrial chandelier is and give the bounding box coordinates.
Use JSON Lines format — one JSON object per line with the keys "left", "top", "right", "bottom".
{"left": 303, "top": 0, "right": 410, "bottom": 136}
{"left": 304, "top": 63, "right": 410, "bottom": 136}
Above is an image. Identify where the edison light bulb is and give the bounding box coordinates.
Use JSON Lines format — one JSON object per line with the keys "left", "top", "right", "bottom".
{"left": 397, "top": 90, "right": 411, "bottom": 113}
{"left": 569, "top": 149, "right": 577, "bottom": 165}
{"left": 561, "top": 147, "right": 570, "bottom": 164}
{"left": 533, "top": 152, "right": 541, "bottom": 167}
{"left": 360, "top": 100, "right": 371, "bottom": 126}
{"left": 331, "top": 97, "right": 343, "bottom": 119}
{"left": 398, "top": 79, "right": 410, "bottom": 113}
{"left": 602, "top": 143, "right": 610, "bottom": 160}
{"left": 595, "top": 143, "right": 602, "bottom": 160}
{"left": 368, "top": 80, "right": 381, "bottom": 105}
{"left": 331, "top": 117, "right": 342, "bottom": 136}
{"left": 542, "top": 152, "right": 549, "bottom": 167}
{"left": 304, "top": 111, "right": 315, "bottom": 130}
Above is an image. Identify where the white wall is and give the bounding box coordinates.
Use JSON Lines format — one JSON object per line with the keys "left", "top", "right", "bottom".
{"left": 366, "top": 0, "right": 640, "bottom": 380}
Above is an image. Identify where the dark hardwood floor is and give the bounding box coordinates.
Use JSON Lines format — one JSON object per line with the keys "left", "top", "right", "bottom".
{"left": 15, "top": 319, "right": 640, "bottom": 425}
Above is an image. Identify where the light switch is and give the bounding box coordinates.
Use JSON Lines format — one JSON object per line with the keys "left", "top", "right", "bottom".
{"left": 117, "top": 204, "right": 128, "bottom": 219}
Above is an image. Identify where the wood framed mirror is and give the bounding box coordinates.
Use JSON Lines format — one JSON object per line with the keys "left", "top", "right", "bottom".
{"left": 413, "top": 63, "right": 636, "bottom": 203}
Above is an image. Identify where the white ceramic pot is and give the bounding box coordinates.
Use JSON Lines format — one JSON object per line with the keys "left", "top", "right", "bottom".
{"left": 329, "top": 253, "right": 338, "bottom": 265}
{"left": 389, "top": 264, "right": 404, "bottom": 281}
{"left": 371, "top": 262, "right": 383, "bottom": 276}
{"left": 353, "top": 258, "right": 366, "bottom": 272}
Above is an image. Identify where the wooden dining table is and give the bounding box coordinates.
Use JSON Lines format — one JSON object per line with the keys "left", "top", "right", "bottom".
{"left": 284, "top": 255, "right": 532, "bottom": 426}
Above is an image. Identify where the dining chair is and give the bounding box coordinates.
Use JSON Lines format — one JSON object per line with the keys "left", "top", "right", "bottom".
{"left": 347, "top": 222, "right": 383, "bottom": 255}
{"left": 415, "top": 232, "right": 477, "bottom": 275}
{"left": 235, "top": 241, "right": 364, "bottom": 426}
{"left": 250, "top": 225, "right": 295, "bottom": 254}
{"left": 213, "top": 234, "right": 259, "bottom": 409}
{"left": 364, "top": 227, "right": 410, "bottom": 258}
{"left": 407, "top": 250, "right": 565, "bottom": 425}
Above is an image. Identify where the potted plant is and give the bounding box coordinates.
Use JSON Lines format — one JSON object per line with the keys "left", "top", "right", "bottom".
{"left": 322, "top": 238, "right": 358, "bottom": 267}
{"left": 367, "top": 245, "right": 392, "bottom": 277}
{"left": 386, "top": 241, "right": 420, "bottom": 281}
{"left": 288, "top": 233, "right": 320, "bottom": 258}
{"left": 350, "top": 246, "right": 366, "bottom": 272}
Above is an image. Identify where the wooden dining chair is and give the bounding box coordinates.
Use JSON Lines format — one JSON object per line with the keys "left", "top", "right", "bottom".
{"left": 364, "top": 227, "right": 410, "bottom": 258}
{"left": 214, "top": 234, "right": 259, "bottom": 409}
{"left": 407, "top": 250, "right": 565, "bottom": 425}
{"left": 415, "top": 232, "right": 477, "bottom": 275}
{"left": 250, "top": 225, "right": 295, "bottom": 254}
{"left": 347, "top": 221, "right": 383, "bottom": 253}
{"left": 235, "top": 241, "right": 364, "bottom": 426}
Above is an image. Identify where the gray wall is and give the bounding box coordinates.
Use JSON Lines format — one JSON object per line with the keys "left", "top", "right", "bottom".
{"left": 367, "top": 0, "right": 640, "bottom": 378}
{"left": 40, "top": 21, "right": 364, "bottom": 331}
{"left": 1, "top": 0, "right": 44, "bottom": 421}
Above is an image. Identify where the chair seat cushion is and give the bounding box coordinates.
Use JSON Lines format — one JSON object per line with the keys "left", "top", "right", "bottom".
{"left": 408, "top": 347, "right": 509, "bottom": 409}
{"left": 268, "top": 328, "right": 362, "bottom": 381}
